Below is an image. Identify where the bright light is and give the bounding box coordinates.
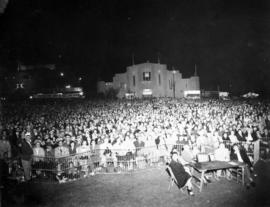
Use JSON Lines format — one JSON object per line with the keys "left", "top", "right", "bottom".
{"left": 219, "top": 92, "right": 229, "bottom": 97}
{"left": 184, "top": 90, "right": 201, "bottom": 99}
{"left": 79, "top": 92, "right": 84, "bottom": 96}
{"left": 142, "top": 89, "right": 152, "bottom": 96}
{"left": 78, "top": 77, "right": 82, "bottom": 81}
{"left": 29, "top": 96, "right": 33, "bottom": 99}
{"left": 172, "top": 70, "right": 177, "bottom": 74}
{"left": 65, "top": 85, "right": 71, "bottom": 89}
{"left": 60, "top": 72, "right": 64, "bottom": 77}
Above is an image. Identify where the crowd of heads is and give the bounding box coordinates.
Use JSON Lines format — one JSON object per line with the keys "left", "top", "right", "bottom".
{"left": 1, "top": 98, "right": 270, "bottom": 161}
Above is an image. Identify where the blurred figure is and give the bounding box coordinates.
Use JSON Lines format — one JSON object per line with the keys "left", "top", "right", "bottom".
{"left": 54, "top": 139, "right": 69, "bottom": 158}
{"left": 229, "top": 130, "right": 238, "bottom": 144}
{"left": 77, "top": 140, "right": 90, "bottom": 175}
{"left": 0, "top": 131, "right": 11, "bottom": 188}
{"left": 33, "top": 140, "right": 45, "bottom": 162}
{"left": 69, "top": 141, "right": 77, "bottom": 155}
{"left": 260, "top": 128, "right": 270, "bottom": 159}
{"left": 0, "top": 131, "right": 11, "bottom": 159}
{"left": 45, "top": 144, "right": 54, "bottom": 157}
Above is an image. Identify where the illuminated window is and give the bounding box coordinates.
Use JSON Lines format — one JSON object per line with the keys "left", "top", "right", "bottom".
{"left": 143, "top": 72, "right": 151, "bottom": 81}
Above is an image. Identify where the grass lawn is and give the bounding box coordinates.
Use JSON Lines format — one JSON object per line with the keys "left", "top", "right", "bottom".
{"left": 3, "top": 160, "right": 270, "bottom": 207}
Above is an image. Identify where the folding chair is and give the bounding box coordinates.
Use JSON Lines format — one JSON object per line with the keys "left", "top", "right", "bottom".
{"left": 227, "top": 167, "right": 244, "bottom": 185}
{"left": 165, "top": 165, "right": 185, "bottom": 192}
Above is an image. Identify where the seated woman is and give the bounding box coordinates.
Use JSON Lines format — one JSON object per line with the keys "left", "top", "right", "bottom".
{"left": 214, "top": 143, "right": 230, "bottom": 178}
{"left": 181, "top": 145, "right": 196, "bottom": 164}
{"left": 230, "top": 144, "right": 255, "bottom": 189}
{"left": 168, "top": 151, "right": 194, "bottom": 196}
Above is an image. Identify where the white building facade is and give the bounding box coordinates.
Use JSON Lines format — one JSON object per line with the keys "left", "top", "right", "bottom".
{"left": 97, "top": 62, "right": 200, "bottom": 98}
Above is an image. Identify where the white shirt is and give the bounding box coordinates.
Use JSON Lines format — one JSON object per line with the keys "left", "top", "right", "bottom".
{"left": 214, "top": 147, "right": 230, "bottom": 161}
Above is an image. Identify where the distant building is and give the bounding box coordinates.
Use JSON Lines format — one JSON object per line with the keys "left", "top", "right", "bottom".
{"left": 97, "top": 62, "right": 200, "bottom": 98}
{"left": 3, "top": 63, "right": 83, "bottom": 99}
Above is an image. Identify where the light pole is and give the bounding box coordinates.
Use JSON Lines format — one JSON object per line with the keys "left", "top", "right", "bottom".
{"left": 172, "top": 70, "right": 176, "bottom": 98}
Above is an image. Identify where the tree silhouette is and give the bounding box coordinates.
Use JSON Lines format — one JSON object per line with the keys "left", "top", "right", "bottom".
{"left": 0, "top": 0, "right": 8, "bottom": 14}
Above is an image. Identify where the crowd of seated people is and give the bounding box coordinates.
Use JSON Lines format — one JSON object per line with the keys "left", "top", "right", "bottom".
{"left": 0, "top": 98, "right": 269, "bottom": 184}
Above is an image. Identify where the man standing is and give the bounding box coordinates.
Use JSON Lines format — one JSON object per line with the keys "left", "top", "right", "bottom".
{"left": 18, "top": 132, "right": 33, "bottom": 181}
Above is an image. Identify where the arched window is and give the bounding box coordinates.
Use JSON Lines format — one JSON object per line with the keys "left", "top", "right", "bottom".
{"left": 133, "top": 75, "right": 136, "bottom": 86}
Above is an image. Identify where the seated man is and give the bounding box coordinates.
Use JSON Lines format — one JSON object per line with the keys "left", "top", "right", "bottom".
{"left": 167, "top": 151, "right": 194, "bottom": 196}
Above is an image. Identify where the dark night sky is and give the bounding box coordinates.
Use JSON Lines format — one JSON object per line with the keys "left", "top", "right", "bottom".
{"left": 0, "top": 0, "right": 270, "bottom": 94}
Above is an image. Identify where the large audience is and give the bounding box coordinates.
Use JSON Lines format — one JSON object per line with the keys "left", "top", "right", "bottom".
{"left": 0, "top": 98, "right": 270, "bottom": 183}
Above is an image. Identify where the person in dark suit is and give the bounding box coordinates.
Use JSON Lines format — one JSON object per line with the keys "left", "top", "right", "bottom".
{"left": 236, "top": 129, "right": 246, "bottom": 142}
{"left": 18, "top": 132, "right": 33, "bottom": 181}
{"left": 69, "top": 141, "right": 77, "bottom": 155}
{"left": 168, "top": 152, "right": 194, "bottom": 195}
{"left": 230, "top": 144, "right": 255, "bottom": 189}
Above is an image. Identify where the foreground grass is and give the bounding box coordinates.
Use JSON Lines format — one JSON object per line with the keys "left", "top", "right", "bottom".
{"left": 4, "top": 161, "right": 270, "bottom": 207}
